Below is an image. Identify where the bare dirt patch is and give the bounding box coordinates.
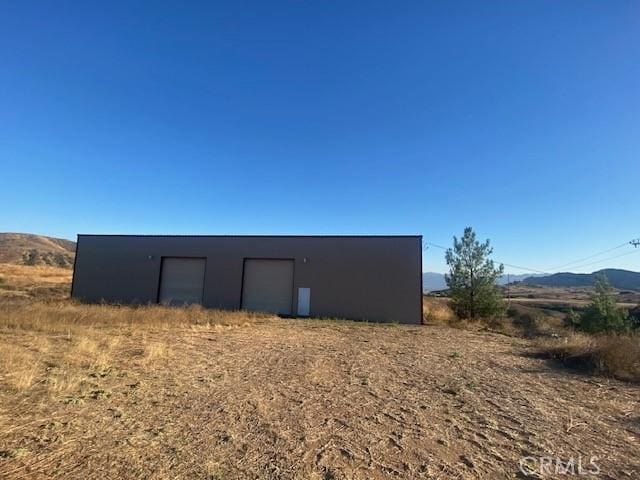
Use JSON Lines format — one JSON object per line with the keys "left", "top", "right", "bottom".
{"left": 1, "top": 301, "right": 639, "bottom": 479}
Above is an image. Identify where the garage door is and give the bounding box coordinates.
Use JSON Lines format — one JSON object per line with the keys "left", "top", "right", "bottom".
{"left": 241, "top": 259, "right": 294, "bottom": 315}
{"left": 158, "top": 258, "right": 206, "bottom": 305}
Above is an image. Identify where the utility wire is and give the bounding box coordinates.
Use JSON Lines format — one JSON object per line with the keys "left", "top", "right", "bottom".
{"left": 557, "top": 248, "right": 640, "bottom": 272}
{"left": 500, "top": 262, "right": 547, "bottom": 274}
{"left": 425, "top": 236, "right": 640, "bottom": 275}
{"left": 545, "top": 241, "right": 631, "bottom": 271}
{"left": 423, "top": 241, "right": 448, "bottom": 251}
{"left": 423, "top": 241, "right": 546, "bottom": 274}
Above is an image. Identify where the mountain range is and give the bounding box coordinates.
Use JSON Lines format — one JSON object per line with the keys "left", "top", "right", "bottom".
{"left": 422, "top": 272, "right": 543, "bottom": 291}
{"left": 423, "top": 268, "right": 640, "bottom": 292}
{"left": 522, "top": 269, "right": 640, "bottom": 291}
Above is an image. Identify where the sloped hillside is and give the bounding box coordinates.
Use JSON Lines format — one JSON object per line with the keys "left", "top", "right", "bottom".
{"left": 523, "top": 268, "right": 640, "bottom": 291}
{"left": 0, "top": 233, "right": 76, "bottom": 268}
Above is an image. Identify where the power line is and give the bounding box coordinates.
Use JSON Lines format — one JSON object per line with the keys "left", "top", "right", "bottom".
{"left": 559, "top": 248, "right": 640, "bottom": 271}
{"left": 500, "top": 262, "right": 546, "bottom": 274}
{"left": 423, "top": 241, "right": 546, "bottom": 274}
{"left": 425, "top": 236, "right": 640, "bottom": 275}
{"left": 423, "top": 241, "right": 448, "bottom": 251}
{"left": 545, "top": 241, "right": 630, "bottom": 271}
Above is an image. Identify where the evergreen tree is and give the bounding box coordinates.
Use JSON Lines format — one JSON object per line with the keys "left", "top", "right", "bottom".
{"left": 445, "top": 227, "right": 505, "bottom": 320}
{"left": 577, "top": 273, "right": 629, "bottom": 333}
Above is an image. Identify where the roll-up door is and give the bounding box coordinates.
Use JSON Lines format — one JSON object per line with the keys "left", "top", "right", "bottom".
{"left": 158, "top": 257, "right": 206, "bottom": 305}
{"left": 241, "top": 259, "right": 294, "bottom": 315}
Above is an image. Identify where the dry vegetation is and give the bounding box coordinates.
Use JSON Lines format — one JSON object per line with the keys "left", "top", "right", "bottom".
{"left": 0, "top": 233, "right": 75, "bottom": 268}
{"left": 422, "top": 297, "right": 566, "bottom": 336}
{"left": 538, "top": 332, "right": 640, "bottom": 383}
{"left": 504, "top": 283, "right": 640, "bottom": 308}
{"left": 0, "top": 271, "right": 639, "bottom": 478}
{"left": 423, "top": 296, "right": 640, "bottom": 383}
{"left": 421, "top": 297, "right": 457, "bottom": 325}
{"left": 0, "top": 264, "right": 71, "bottom": 300}
{"left": 0, "top": 301, "right": 267, "bottom": 396}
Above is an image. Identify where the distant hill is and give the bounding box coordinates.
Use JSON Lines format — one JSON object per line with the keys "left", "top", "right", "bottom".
{"left": 422, "top": 272, "right": 546, "bottom": 292}
{"left": 523, "top": 269, "right": 640, "bottom": 291}
{"left": 499, "top": 273, "right": 547, "bottom": 284}
{"left": 0, "top": 233, "right": 76, "bottom": 268}
{"left": 422, "top": 272, "right": 447, "bottom": 291}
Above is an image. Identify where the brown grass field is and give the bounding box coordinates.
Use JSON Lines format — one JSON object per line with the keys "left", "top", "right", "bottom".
{"left": 503, "top": 283, "right": 640, "bottom": 309}
{"left": 1, "top": 265, "right": 639, "bottom": 478}
{"left": 0, "top": 264, "right": 72, "bottom": 300}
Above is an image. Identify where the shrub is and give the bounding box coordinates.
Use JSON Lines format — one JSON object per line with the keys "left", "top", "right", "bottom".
{"left": 539, "top": 332, "right": 640, "bottom": 382}
{"left": 422, "top": 297, "right": 457, "bottom": 325}
{"left": 506, "top": 304, "right": 565, "bottom": 337}
{"left": 574, "top": 273, "right": 629, "bottom": 333}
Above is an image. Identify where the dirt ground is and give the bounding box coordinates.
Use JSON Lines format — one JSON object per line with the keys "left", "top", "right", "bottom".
{"left": 1, "top": 309, "right": 639, "bottom": 479}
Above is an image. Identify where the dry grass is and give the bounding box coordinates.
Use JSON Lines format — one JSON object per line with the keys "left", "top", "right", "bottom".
{"left": 0, "top": 300, "right": 266, "bottom": 334}
{"left": 0, "top": 300, "right": 271, "bottom": 400}
{"left": 422, "top": 296, "right": 457, "bottom": 324}
{"left": 1, "top": 268, "right": 639, "bottom": 478}
{"left": 484, "top": 303, "right": 567, "bottom": 338}
{"left": 539, "top": 332, "right": 640, "bottom": 382}
{"left": 0, "top": 233, "right": 75, "bottom": 267}
{"left": 423, "top": 297, "right": 568, "bottom": 338}
{"left": 0, "top": 263, "right": 71, "bottom": 300}
{"left": 1, "top": 300, "right": 639, "bottom": 479}
{"left": 504, "top": 283, "right": 640, "bottom": 308}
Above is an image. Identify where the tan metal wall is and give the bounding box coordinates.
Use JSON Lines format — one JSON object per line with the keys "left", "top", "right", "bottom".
{"left": 71, "top": 235, "right": 422, "bottom": 324}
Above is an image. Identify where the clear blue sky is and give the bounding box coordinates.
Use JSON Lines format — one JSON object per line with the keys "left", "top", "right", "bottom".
{"left": 1, "top": 1, "right": 639, "bottom": 274}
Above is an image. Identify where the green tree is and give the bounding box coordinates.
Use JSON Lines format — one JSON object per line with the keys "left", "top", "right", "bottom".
{"left": 577, "top": 273, "right": 629, "bottom": 333}
{"left": 445, "top": 227, "right": 505, "bottom": 320}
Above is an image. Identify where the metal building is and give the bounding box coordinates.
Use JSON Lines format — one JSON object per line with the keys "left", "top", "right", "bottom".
{"left": 71, "top": 235, "right": 422, "bottom": 324}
